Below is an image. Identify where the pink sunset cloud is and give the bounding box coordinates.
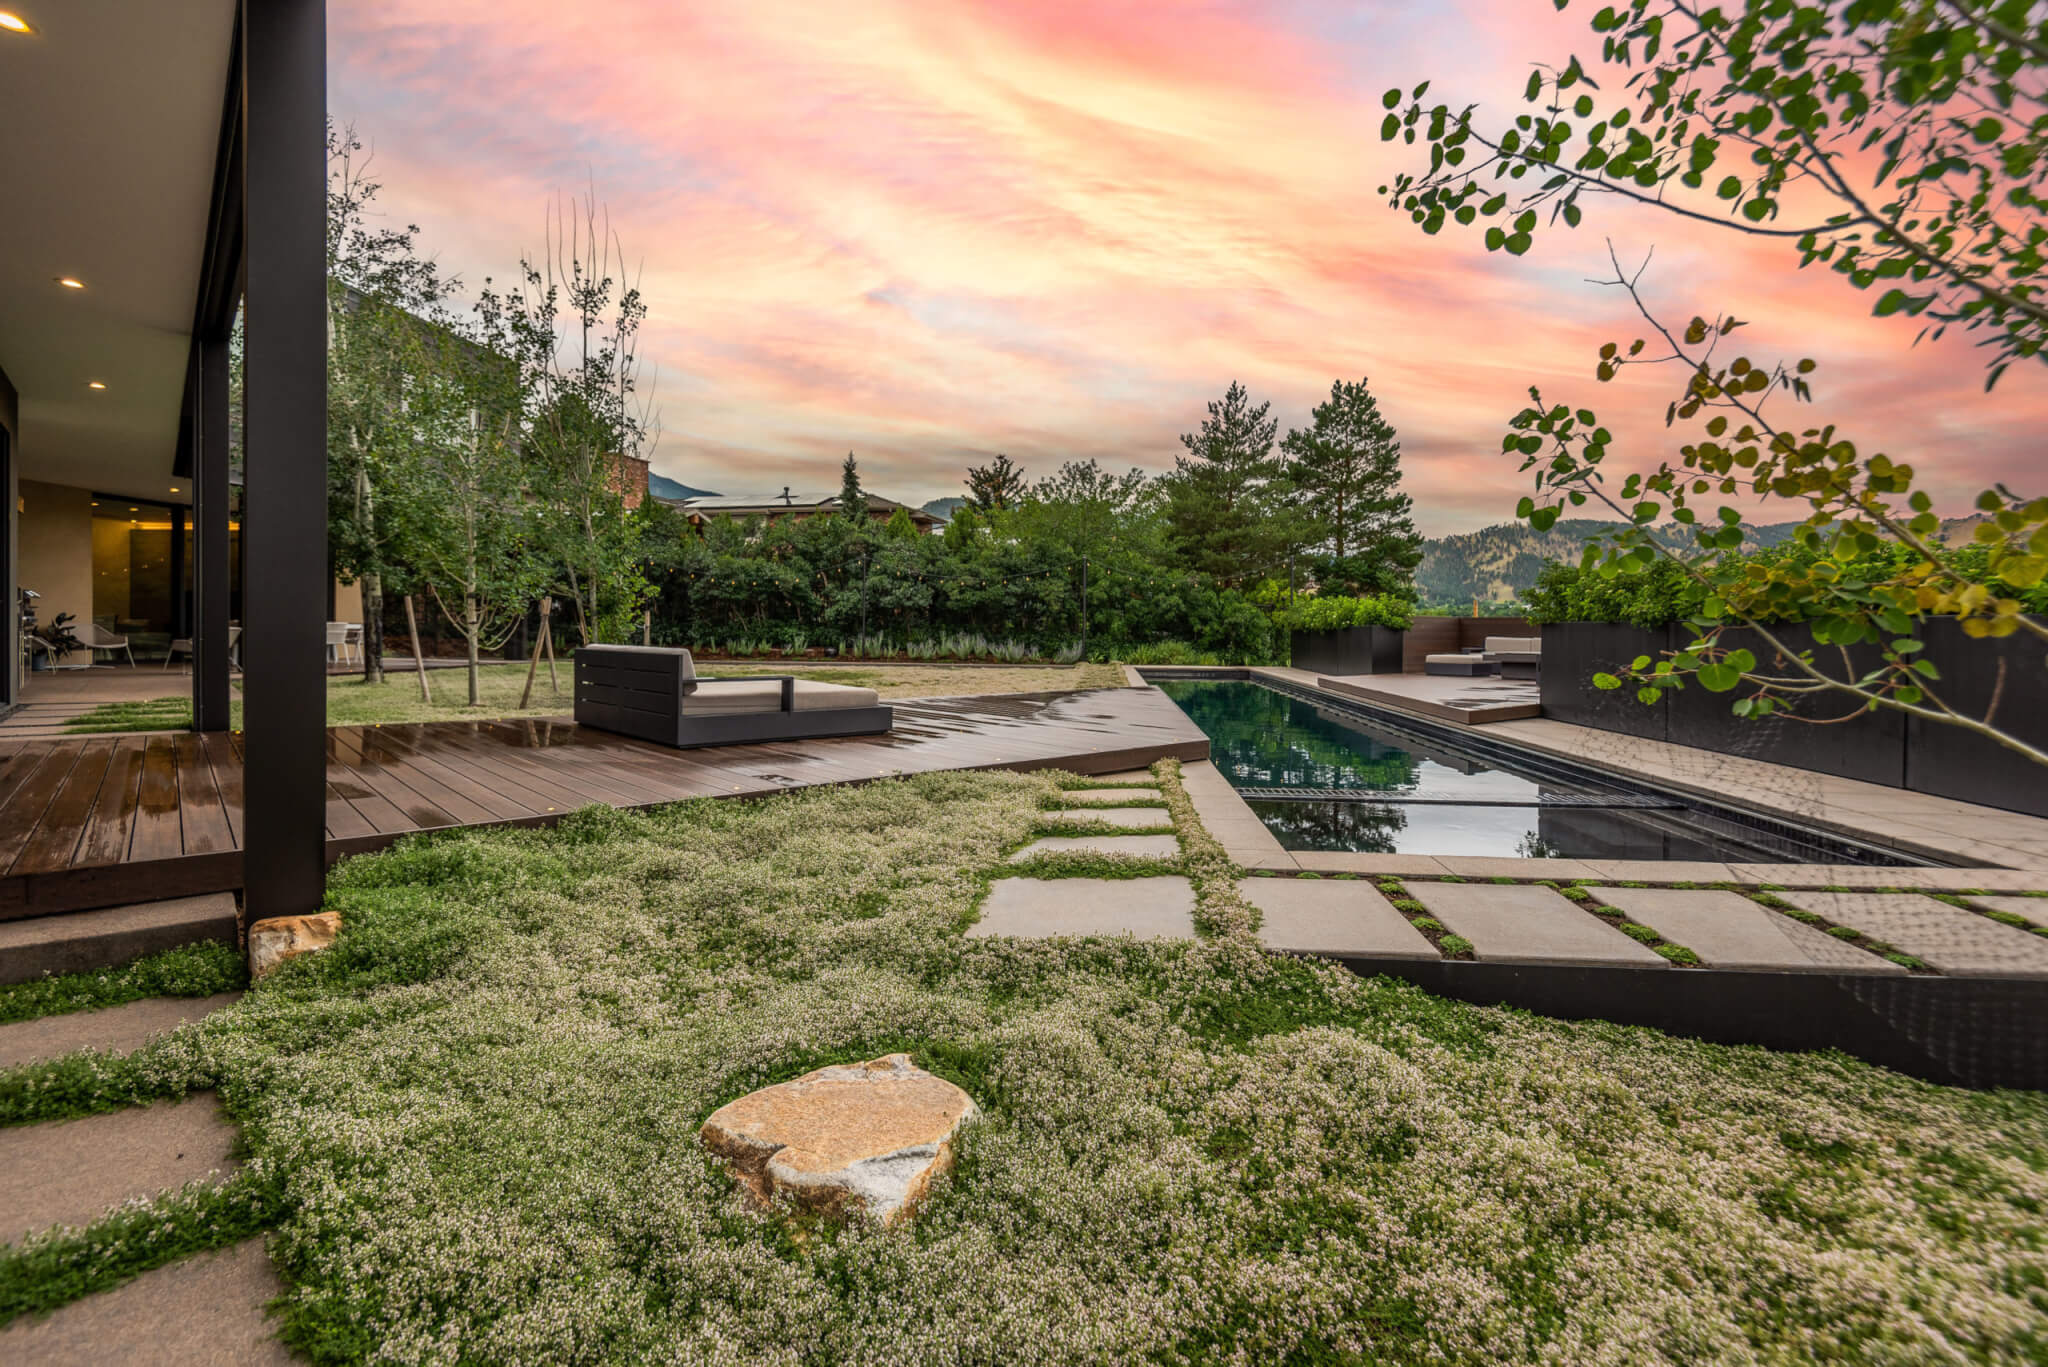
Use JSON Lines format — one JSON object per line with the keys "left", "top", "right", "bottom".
{"left": 327, "top": 0, "right": 2048, "bottom": 534}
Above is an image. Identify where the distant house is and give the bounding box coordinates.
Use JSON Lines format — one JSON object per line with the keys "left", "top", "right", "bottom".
{"left": 664, "top": 487, "right": 942, "bottom": 534}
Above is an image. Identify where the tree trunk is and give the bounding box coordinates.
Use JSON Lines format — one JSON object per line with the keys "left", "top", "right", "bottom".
{"left": 404, "top": 594, "right": 431, "bottom": 703}
{"left": 519, "top": 596, "right": 551, "bottom": 709}
{"left": 361, "top": 571, "right": 384, "bottom": 685}
{"left": 466, "top": 594, "right": 481, "bottom": 707}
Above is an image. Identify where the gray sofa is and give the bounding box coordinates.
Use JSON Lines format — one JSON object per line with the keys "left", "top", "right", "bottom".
{"left": 1424, "top": 635, "right": 1542, "bottom": 680}
{"left": 574, "top": 646, "right": 893, "bottom": 748}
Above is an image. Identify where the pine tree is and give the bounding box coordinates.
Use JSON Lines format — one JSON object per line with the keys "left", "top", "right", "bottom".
{"left": 837, "top": 452, "right": 868, "bottom": 523}
{"left": 964, "top": 453, "right": 1026, "bottom": 513}
{"left": 1282, "top": 377, "right": 1421, "bottom": 593}
{"left": 1161, "top": 381, "right": 1292, "bottom": 588}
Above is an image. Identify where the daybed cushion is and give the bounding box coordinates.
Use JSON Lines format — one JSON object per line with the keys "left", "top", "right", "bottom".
{"left": 1424, "top": 653, "right": 1478, "bottom": 665}
{"left": 681, "top": 679, "right": 882, "bottom": 715}
{"left": 1482, "top": 636, "right": 1541, "bottom": 655}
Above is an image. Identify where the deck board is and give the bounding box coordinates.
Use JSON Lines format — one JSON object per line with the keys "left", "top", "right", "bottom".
{"left": 0, "top": 687, "right": 1207, "bottom": 917}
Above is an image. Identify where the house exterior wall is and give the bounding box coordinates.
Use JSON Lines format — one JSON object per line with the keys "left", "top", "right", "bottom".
{"left": 333, "top": 576, "right": 362, "bottom": 623}
{"left": 1, "top": 364, "right": 16, "bottom": 704}
{"left": 18, "top": 480, "right": 94, "bottom": 642}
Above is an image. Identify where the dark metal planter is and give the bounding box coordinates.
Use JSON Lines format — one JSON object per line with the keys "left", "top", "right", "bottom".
{"left": 1538, "top": 623, "right": 1670, "bottom": 740}
{"left": 1661, "top": 624, "right": 1905, "bottom": 788}
{"left": 1289, "top": 626, "right": 1404, "bottom": 675}
{"left": 1905, "top": 617, "right": 2048, "bottom": 818}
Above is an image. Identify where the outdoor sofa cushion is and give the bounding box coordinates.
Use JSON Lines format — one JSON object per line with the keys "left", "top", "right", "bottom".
{"left": 682, "top": 679, "right": 882, "bottom": 715}
{"left": 1481, "top": 636, "right": 1541, "bottom": 656}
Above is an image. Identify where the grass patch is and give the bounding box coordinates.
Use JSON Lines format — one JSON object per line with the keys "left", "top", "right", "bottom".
{"left": 60, "top": 696, "right": 209, "bottom": 734}
{"left": 3, "top": 772, "right": 2039, "bottom": 1360}
{"left": 0, "top": 942, "right": 245, "bottom": 1026}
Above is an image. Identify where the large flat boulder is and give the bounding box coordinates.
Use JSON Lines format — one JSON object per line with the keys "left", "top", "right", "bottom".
{"left": 701, "top": 1054, "right": 975, "bottom": 1225}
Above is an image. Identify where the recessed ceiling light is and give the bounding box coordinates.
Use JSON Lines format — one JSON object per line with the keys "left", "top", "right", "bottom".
{"left": 87, "top": 380, "right": 106, "bottom": 390}
{"left": 169, "top": 486, "right": 181, "bottom": 493}
{"left": 56, "top": 277, "right": 85, "bottom": 290}
{"left": 0, "top": 13, "right": 35, "bottom": 35}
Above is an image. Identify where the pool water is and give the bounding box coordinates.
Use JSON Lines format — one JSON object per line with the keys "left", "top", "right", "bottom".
{"left": 1156, "top": 679, "right": 1868, "bottom": 863}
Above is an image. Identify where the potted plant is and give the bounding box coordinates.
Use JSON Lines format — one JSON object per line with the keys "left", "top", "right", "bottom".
{"left": 1274, "top": 594, "right": 1413, "bottom": 675}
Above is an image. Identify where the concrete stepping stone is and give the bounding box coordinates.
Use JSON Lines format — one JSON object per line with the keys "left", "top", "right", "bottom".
{"left": 1, "top": 1093, "right": 239, "bottom": 1240}
{"left": 1088, "top": 769, "right": 1157, "bottom": 784}
{"left": 1591, "top": 888, "right": 1903, "bottom": 975}
{"left": 0, "top": 1236, "right": 289, "bottom": 1365}
{"left": 1008, "top": 834, "right": 1180, "bottom": 863}
{"left": 1044, "top": 806, "right": 1174, "bottom": 830}
{"left": 0, "top": 992, "right": 243, "bottom": 1070}
{"left": 0, "top": 894, "right": 238, "bottom": 986}
{"left": 1410, "top": 883, "right": 1667, "bottom": 968}
{"left": 1238, "top": 880, "right": 1437, "bottom": 960}
{"left": 1059, "top": 787, "right": 1165, "bottom": 804}
{"left": 1972, "top": 896, "right": 2048, "bottom": 929}
{"left": 1781, "top": 891, "right": 2048, "bottom": 978}
{"left": 970, "top": 877, "right": 1197, "bottom": 941}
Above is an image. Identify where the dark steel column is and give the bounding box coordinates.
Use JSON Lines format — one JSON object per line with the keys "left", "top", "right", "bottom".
{"left": 240, "top": 0, "right": 328, "bottom": 918}
{"left": 194, "top": 335, "right": 233, "bottom": 731}
{"left": 168, "top": 505, "right": 187, "bottom": 639}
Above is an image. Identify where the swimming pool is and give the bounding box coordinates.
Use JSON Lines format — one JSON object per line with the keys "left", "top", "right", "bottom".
{"left": 1155, "top": 678, "right": 1907, "bottom": 864}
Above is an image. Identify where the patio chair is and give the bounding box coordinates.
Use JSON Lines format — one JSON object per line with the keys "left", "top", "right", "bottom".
{"left": 574, "top": 646, "right": 893, "bottom": 748}
{"left": 342, "top": 623, "right": 363, "bottom": 665}
{"left": 77, "top": 622, "right": 135, "bottom": 668}
{"left": 1482, "top": 636, "right": 1543, "bottom": 682}
{"left": 163, "top": 624, "right": 242, "bottom": 673}
{"left": 325, "top": 622, "right": 349, "bottom": 665}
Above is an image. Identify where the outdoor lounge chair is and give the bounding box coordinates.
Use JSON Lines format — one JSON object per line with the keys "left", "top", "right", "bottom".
{"left": 78, "top": 622, "right": 135, "bottom": 668}
{"left": 573, "top": 645, "right": 893, "bottom": 749}
{"left": 1482, "top": 635, "right": 1542, "bottom": 681}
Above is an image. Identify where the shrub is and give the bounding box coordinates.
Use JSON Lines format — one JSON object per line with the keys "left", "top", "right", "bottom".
{"left": 1271, "top": 593, "right": 1415, "bottom": 634}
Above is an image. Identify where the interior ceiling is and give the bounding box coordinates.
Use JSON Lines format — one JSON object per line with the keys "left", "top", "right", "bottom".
{"left": 0, "top": 2, "right": 237, "bottom": 502}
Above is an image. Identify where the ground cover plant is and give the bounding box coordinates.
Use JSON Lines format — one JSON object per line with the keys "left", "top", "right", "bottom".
{"left": 4, "top": 769, "right": 2044, "bottom": 1363}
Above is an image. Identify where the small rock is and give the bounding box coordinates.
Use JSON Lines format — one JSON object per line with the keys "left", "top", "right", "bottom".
{"left": 247, "top": 912, "right": 341, "bottom": 979}
{"left": 701, "top": 1053, "right": 976, "bottom": 1225}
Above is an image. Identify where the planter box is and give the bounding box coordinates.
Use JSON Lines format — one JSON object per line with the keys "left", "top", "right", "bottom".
{"left": 1662, "top": 624, "right": 1905, "bottom": 788}
{"left": 1905, "top": 617, "right": 2048, "bottom": 817}
{"left": 1289, "top": 626, "right": 1403, "bottom": 676}
{"left": 1538, "top": 623, "right": 1669, "bottom": 741}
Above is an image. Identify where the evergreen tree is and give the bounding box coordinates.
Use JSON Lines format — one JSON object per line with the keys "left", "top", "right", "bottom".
{"left": 1281, "top": 376, "right": 1421, "bottom": 593}
{"left": 964, "top": 453, "right": 1026, "bottom": 513}
{"left": 884, "top": 504, "right": 919, "bottom": 539}
{"left": 1161, "top": 381, "right": 1292, "bottom": 589}
{"left": 838, "top": 453, "right": 868, "bottom": 523}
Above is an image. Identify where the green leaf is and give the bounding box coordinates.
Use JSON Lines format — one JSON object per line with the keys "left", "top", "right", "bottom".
{"left": 1505, "top": 232, "right": 1533, "bottom": 255}
{"left": 1636, "top": 686, "right": 1663, "bottom": 705}
{"left": 1716, "top": 176, "right": 1741, "bottom": 200}
{"left": 1381, "top": 113, "right": 1401, "bottom": 140}
{"left": 1383, "top": 88, "right": 1403, "bottom": 110}
{"left": 1592, "top": 672, "right": 1622, "bottom": 690}
{"left": 1875, "top": 288, "right": 1910, "bottom": 316}
{"left": 1525, "top": 70, "right": 1544, "bottom": 101}
{"left": 1485, "top": 225, "right": 1506, "bottom": 251}
{"left": 1724, "top": 648, "right": 1756, "bottom": 673}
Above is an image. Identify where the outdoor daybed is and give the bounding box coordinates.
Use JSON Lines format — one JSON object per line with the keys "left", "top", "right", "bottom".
{"left": 1424, "top": 635, "right": 1543, "bottom": 680}
{"left": 573, "top": 645, "right": 893, "bottom": 748}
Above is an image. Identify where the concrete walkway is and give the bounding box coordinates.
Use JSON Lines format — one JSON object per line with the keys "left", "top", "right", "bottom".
{"left": 0, "top": 993, "right": 242, "bottom": 1069}
{"left": 1781, "top": 891, "right": 2048, "bottom": 978}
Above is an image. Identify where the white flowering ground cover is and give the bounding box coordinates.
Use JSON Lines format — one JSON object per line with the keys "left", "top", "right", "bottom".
{"left": 3, "top": 763, "right": 2045, "bottom": 1364}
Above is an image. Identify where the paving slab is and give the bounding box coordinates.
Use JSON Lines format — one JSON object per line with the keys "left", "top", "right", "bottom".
{"left": 1043, "top": 806, "right": 1176, "bottom": 830}
{"left": 1007, "top": 835, "right": 1181, "bottom": 863}
{"left": 1971, "top": 896, "right": 2048, "bottom": 929}
{"left": 1090, "top": 768, "right": 1158, "bottom": 784}
{"left": 1410, "top": 883, "right": 1668, "bottom": 968}
{"left": 1290, "top": 852, "right": 1450, "bottom": 877}
{"left": 0, "top": 895, "right": 239, "bottom": 987}
{"left": 0, "top": 993, "right": 243, "bottom": 1070}
{"left": 1238, "top": 880, "right": 1438, "bottom": 959}
{"left": 1, "top": 1093, "right": 239, "bottom": 1240}
{"left": 1780, "top": 891, "right": 2048, "bottom": 978}
{"left": 1579, "top": 860, "right": 1738, "bottom": 884}
{"left": 1433, "top": 856, "right": 1603, "bottom": 882}
{"left": 1059, "top": 787, "right": 1165, "bottom": 805}
{"left": 0, "top": 1236, "right": 290, "bottom": 1365}
{"left": 970, "top": 877, "right": 1197, "bottom": 941}
{"left": 1590, "top": 888, "right": 1903, "bottom": 974}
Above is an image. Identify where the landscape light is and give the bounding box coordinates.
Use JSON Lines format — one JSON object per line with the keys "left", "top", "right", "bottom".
{"left": 57, "top": 277, "right": 84, "bottom": 290}
{"left": 87, "top": 380, "right": 106, "bottom": 390}
{"left": 0, "top": 13, "right": 34, "bottom": 35}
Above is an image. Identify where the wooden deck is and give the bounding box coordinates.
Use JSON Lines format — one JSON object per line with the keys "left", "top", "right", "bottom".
{"left": 0, "top": 687, "right": 1207, "bottom": 919}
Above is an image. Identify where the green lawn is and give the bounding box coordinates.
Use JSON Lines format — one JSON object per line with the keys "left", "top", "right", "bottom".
{"left": 61, "top": 661, "right": 1128, "bottom": 733}
{"left": 4, "top": 762, "right": 2042, "bottom": 1363}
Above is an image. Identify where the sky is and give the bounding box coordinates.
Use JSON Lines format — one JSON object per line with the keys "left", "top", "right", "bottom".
{"left": 327, "top": 0, "right": 2048, "bottom": 537}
